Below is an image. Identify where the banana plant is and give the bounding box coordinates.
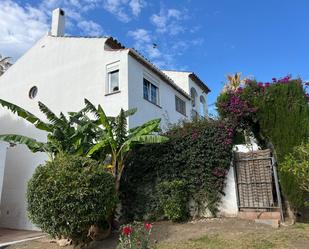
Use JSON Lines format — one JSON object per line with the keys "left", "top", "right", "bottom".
{"left": 85, "top": 99, "right": 169, "bottom": 193}
{"left": 0, "top": 99, "right": 100, "bottom": 158}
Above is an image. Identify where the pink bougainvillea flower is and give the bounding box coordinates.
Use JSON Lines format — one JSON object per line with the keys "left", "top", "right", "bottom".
{"left": 272, "top": 78, "right": 277, "bottom": 82}
{"left": 265, "top": 83, "right": 271, "bottom": 87}
{"left": 144, "top": 223, "right": 152, "bottom": 231}
{"left": 122, "top": 226, "right": 133, "bottom": 236}
{"left": 258, "top": 82, "right": 264, "bottom": 87}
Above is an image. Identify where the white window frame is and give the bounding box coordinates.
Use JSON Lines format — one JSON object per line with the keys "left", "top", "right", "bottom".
{"left": 143, "top": 74, "right": 159, "bottom": 105}
{"left": 106, "top": 62, "right": 120, "bottom": 94}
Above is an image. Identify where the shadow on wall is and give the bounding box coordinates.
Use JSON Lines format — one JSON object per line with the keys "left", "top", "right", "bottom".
{"left": 0, "top": 113, "right": 47, "bottom": 230}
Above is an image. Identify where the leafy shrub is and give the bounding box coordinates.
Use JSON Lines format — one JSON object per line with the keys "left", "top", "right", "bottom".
{"left": 216, "top": 76, "right": 309, "bottom": 209}
{"left": 27, "top": 154, "right": 118, "bottom": 244}
{"left": 281, "top": 142, "right": 309, "bottom": 198}
{"left": 117, "top": 222, "right": 153, "bottom": 249}
{"left": 121, "top": 119, "right": 233, "bottom": 220}
{"left": 157, "top": 180, "right": 188, "bottom": 221}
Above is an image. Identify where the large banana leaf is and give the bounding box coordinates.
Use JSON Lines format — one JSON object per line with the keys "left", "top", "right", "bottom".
{"left": 87, "top": 139, "right": 109, "bottom": 157}
{"left": 123, "top": 108, "right": 137, "bottom": 117}
{"left": 130, "top": 135, "right": 169, "bottom": 144}
{"left": 129, "top": 119, "right": 161, "bottom": 138}
{"left": 97, "top": 105, "right": 117, "bottom": 149}
{"left": 119, "top": 120, "right": 168, "bottom": 154}
{"left": 0, "top": 134, "right": 47, "bottom": 153}
{"left": 128, "top": 118, "right": 161, "bottom": 136}
{"left": 0, "top": 99, "right": 52, "bottom": 132}
{"left": 38, "top": 102, "right": 68, "bottom": 127}
{"left": 84, "top": 98, "right": 99, "bottom": 118}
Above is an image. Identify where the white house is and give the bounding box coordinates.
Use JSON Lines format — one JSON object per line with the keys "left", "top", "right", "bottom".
{"left": 0, "top": 8, "right": 210, "bottom": 230}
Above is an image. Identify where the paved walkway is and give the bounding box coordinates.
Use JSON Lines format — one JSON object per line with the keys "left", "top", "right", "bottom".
{"left": 0, "top": 228, "right": 45, "bottom": 247}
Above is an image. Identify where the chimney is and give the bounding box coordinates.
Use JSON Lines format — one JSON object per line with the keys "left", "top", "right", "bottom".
{"left": 51, "top": 8, "right": 65, "bottom": 36}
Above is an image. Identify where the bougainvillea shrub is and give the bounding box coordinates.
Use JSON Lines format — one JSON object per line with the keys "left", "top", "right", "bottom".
{"left": 121, "top": 119, "right": 233, "bottom": 221}
{"left": 216, "top": 75, "right": 309, "bottom": 209}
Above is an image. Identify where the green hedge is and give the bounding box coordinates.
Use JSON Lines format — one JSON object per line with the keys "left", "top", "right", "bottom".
{"left": 120, "top": 119, "right": 233, "bottom": 221}
{"left": 217, "top": 78, "right": 309, "bottom": 209}
{"left": 27, "top": 154, "right": 118, "bottom": 244}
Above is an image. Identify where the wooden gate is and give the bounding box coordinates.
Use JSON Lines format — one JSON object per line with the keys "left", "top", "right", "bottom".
{"left": 233, "top": 149, "right": 282, "bottom": 212}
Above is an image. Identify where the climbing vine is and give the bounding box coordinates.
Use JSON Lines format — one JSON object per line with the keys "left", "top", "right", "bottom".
{"left": 217, "top": 75, "right": 309, "bottom": 209}
{"left": 120, "top": 119, "right": 233, "bottom": 221}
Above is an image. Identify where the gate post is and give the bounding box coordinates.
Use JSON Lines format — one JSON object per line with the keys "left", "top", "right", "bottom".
{"left": 271, "top": 157, "right": 284, "bottom": 222}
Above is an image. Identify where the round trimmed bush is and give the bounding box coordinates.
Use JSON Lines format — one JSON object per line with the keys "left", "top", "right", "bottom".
{"left": 27, "top": 154, "right": 118, "bottom": 243}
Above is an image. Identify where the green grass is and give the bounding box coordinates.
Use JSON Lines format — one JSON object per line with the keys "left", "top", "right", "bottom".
{"left": 156, "top": 223, "right": 309, "bottom": 249}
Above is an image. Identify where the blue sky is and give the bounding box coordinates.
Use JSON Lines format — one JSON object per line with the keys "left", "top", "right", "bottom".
{"left": 1, "top": 0, "right": 309, "bottom": 114}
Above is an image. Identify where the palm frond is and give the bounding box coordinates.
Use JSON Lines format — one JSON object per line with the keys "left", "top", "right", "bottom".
{"left": 0, "top": 99, "right": 52, "bottom": 132}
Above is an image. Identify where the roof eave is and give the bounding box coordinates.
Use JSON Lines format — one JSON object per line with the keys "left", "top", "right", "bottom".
{"left": 189, "top": 73, "right": 211, "bottom": 93}
{"left": 128, "top": 49, "right": 191, "bottom": 100}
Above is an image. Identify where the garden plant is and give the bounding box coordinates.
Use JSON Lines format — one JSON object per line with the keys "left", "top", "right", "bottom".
{"left": 27, "top": 154, "right": 117, "bottom": 244}
{"left": 216, "top": 75, "right": 309, "bottom": 210}
{"left": 117, "top": 222, "right": 153, "bottom": 249}
{"left": 0, "top": 98, "right": 168, "bottom": 244}
{"left": 121, "top": 118, "right": 234, "bottom": 221}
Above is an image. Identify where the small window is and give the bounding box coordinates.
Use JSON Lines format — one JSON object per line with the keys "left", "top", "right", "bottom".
{"left": 29, "top": 86, "right": 38, "bottom": 99}
{"left": 108, "top": 70, "right": 119, "bottom": 93}
{"left": 143, "top": 78, "right": 159, "bottom": 105}
{"left": 200, "top": 95, "right": 207, "bottom": 117}
{"left": 190, "top": 87, "right": 198, "bottom": 107}
{"left": 175, "top": 96, "right": 186, "bottom": 116}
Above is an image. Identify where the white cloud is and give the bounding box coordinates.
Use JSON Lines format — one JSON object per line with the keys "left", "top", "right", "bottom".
{"left": 0, "top": 0, "right": 49, "bottom": 59}
{"left": 0, "top": 0, "right": 105, "bottom": 59}
{"left": 150, "top": 8, "right": 185, "bottom": 35}
{"left": 103, "top": 0, "right": 130, "bottom": 23}
{"left": 128, "top": 28, "right": 151, "bottom": 43}
{"left": 103, "top": 0, "right": 145, "bottom": 22}
{"left": 167, "top": 9, "right": 181, "bottom": 19}
{"left": 129, "top": 0, "right": 145, "bottom": 16}
{"left": 77, "top": 20, "right": 103, "bottom": 36}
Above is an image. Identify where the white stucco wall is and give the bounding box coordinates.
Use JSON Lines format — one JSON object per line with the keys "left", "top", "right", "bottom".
{"left": 161, "top": 70, "right": 190, "bottom": 93}
{"left": 0, "top": 34, "right": 210, "bottom": 230}
{"left": 0, "top": 142, "right": 8, "bottom": 206}
{"left": 162, "top": 70, "right": 209, "bottom": 118}
{"left": 188, "top": 78, "right": 208, "bottom": 117}
{"left": 0, "top": 35, "right": 130, "bottom": 229}
{"left": 127, "top": 56, "right": 190, "bottom": 129}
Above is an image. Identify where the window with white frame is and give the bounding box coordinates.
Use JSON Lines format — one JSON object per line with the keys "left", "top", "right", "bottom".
{"left": 175, "top": 95, "right": 186, "bottom": 116}
{"left": 143, "top": 78, "right": 159, "bottom": 105}
{"left": 200, "top": 95, "right": 207, "bottom": 117}
{"left": 106, "top": 62, "right": 120, "bottom": 94}
{"left": 108, "top": 69, "right": 119, "bottom": 93}
{"left": 190, "top": 87, "right": 198, "bottom": 107}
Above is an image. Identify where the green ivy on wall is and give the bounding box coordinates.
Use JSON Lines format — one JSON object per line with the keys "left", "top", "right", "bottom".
{"left": 120, "top": 119, "right": 233, "bottom": 221}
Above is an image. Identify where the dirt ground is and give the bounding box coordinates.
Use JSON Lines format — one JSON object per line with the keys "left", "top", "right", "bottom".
{"left": 4, "top": 218, "right": 309, "bottom": 249}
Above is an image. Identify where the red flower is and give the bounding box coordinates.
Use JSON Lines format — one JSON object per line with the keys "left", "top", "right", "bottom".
{"left": 144, "top": 223, "right": 152, "bottom": 231}
{"left": 122, "top": 226, "right": 133, "bottom": 236}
